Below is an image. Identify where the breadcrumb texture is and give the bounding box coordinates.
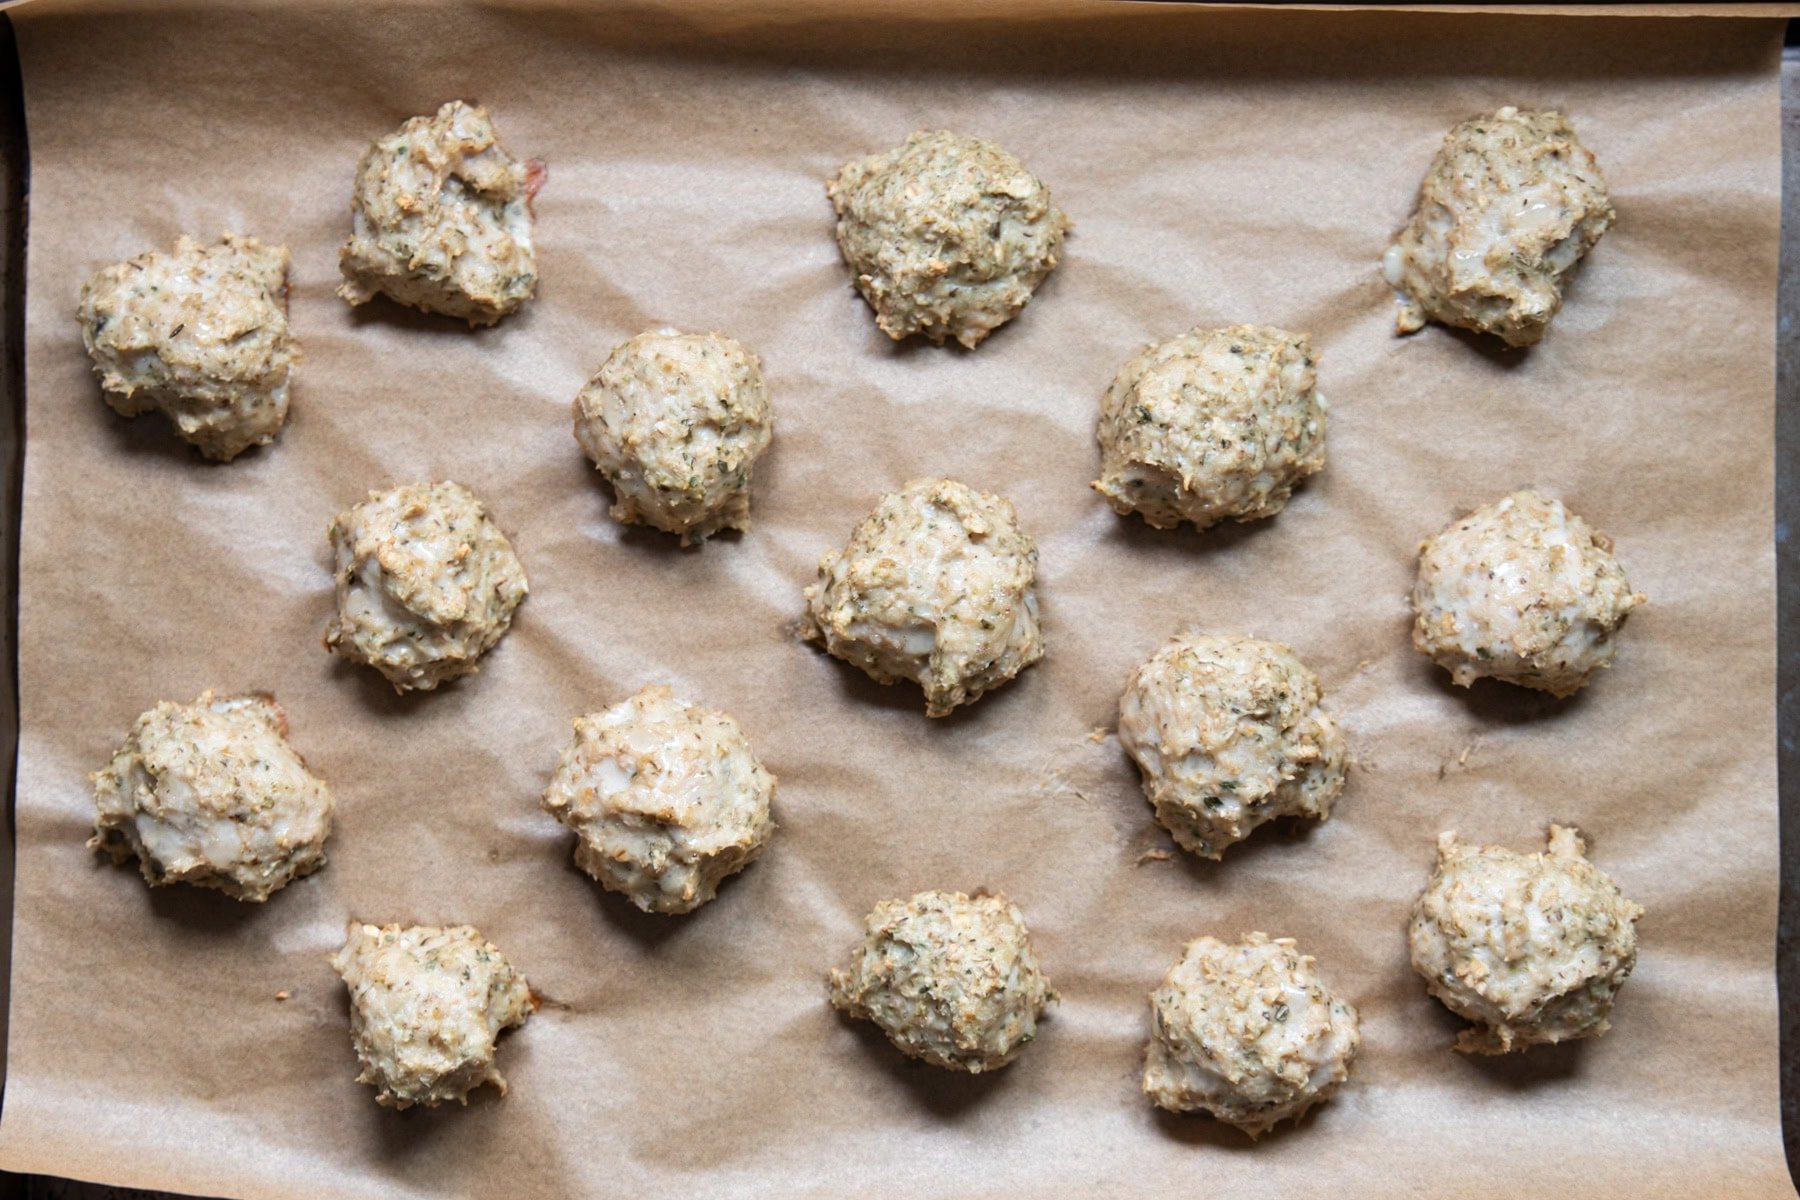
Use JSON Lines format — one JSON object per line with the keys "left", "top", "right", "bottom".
{"left": 543, "top": 684, "right": 776, "bottom": 914}
{"left": 572, "top": 330, "right": 773, "bottom": 545}
{"left": 1095, "top": 325, "right": 1326, "bottom": 531}
{"left": 325, "top": 481, "right": 529, "bottom": 691}
{"left": 802, "top": 478, "right": 1043, "bottom": 717}
{"left": 829, "top": 890, "right": 1053, "bottom": 1073}
{"left": 331, "top": 922, "right": 534, "bottom": 1109}
{"left": 827, "top": 129, "right": 1069, "bottom": 348}
{"left": 1409, "top": 826, "right": 1644, "bottom": 1054}
{"left": 89, "top": 691, "right": 333, "bottom": 901}
{"left": 1118, "top": 634, "right": 1347, "bottom": 860}
{"left": 1384, "top": 106, "right": 1614, "bottom": 347}
{"left": 1412, "top": 489, "right": 1644, "bottom": 697}
{"left": 1144, "top": 932, "right": 1360, "bottom": 1136}
{"left": 338, "top": 100, "right": 540, "bottom": 325}
{"left": 77, "top": 233, "right": 298, "bottom": 461}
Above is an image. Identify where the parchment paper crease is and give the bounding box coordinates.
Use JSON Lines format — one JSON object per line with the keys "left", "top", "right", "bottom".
{"left": 0, "top": 3, "right": 1787, "bottom": 1197}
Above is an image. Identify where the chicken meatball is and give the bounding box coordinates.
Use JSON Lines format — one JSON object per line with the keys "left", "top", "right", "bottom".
{"left": 829, "top": 890, "right": 1053, "bottom": 1073}
{"left": 1094, "top": 325, "right": 1326, "bottom": 531}
{"left": 76, "top": 233, "right": 298, "bottom": 461}
{"left": 1412, "top": 489, "right": 1644, "bottom": 697}
{"left": 338, "top": 100, "right": 542, "bottom": 325}
{"left": 1117, "top": 634, "right": 1348, "bottom": 860}
{"left": 801, "top": 478, "right": 1043, "bottom": 717}
{"left": 542, "top": 684, "right": 776, "bottom": 915}
{"left": 1409, "top": 826, "right": 1644, "bottom": 1054}
{"left": 572, "top": 330, "right": 773, "bottom": 545}
{"left": 1144, "top": 932, "right": 1360, "bottom": 1136}
{"left": 331, "top": 922, "right": 535, "bottom": 1108}
{"left": 1384, "top": 107, "right": 1615, "bottom": 347}
{"left": 89, "top": 691, "right": 333, "bottom": 901}
{"left": 325, "top": 481, "right": 529, "bottom": 691}
{"left": 827, "top": 129, "right": 1070, "bottom": 348}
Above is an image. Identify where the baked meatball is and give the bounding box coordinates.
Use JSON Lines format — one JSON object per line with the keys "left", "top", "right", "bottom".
{"left": 76, "top": 233, "right": 298, "bottom": 461}
{"left": 325, "top": 481, "right": 529, "bottom": 692}
{"left": 1384, "top": 107, "right": 1615, "bottom": 347}
{"left": 1094, "top": 325, "right": 1326, "bottom": 531}
{"left": 829, "top": 890, "right": 1053, "bottom": 1073}
{"left": 542, "top": 684, "right": 776, "bottom": 915}
{"left": 1118, "top": 634, "right": 1348, "bottom": 860}
{"left": 1144, "top": 932, "right": 1360, "bottom": 1136}
{"left": 89, "top": 691, "right": 333, "bottom": 901}
{"left": 801, "top": 478, "right": 1043, "bottom": 717}
{"left": 572, "top": 330, "right": 773, "bottom": 545}
{"left": 1409, "top": 826, "right": 1643, "bottom": 1054}
{"left": 331, "top": 922, "right": 535, "bottom": 1108}
{"left": 1412, "top": 489, "right": 1644, "bottom": 697}
{"left": 338, "top": 100, "right": 542, "bottom": 325}
{"left": 827, "top": 130, "right": 1070, "bottom": 348}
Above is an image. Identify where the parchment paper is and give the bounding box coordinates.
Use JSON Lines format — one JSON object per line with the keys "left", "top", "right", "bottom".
{"left": 0, "top": 3, "right": 1786, "bottom": 1197}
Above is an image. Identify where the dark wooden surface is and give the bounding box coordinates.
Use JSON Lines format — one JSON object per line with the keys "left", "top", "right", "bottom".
{"left": 0, "top": 15, "right": 1790, "bottom": 1200}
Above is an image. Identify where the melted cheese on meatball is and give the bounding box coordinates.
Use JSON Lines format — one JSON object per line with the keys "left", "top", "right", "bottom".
{"left": 90, "top": 691, "right": 332, "bottom": 902}
{"left": 1412, "top": 489, "right": 1643, "bottom": 697}
{"left": 1094, "top": 324, "right": 1326, "bottom": 531}
{"left": 829, "top": 890, "right": 1053, "bottom": 1073}
{"left": 572, "top": 330, "right": 773, "bottom": 545}
{"left": 542, "top": 684, "right": 776, "bottom": 914}
{"left": 1118, "top": 634, "right": 1347, "bottom": 860}
{"left": 338, "top": 100, "right": 541, "bottom": 325}
{"left": 1144, "top": 932, "right": 1360, "bottom": 1136}
{"left": 332, "top": 922, "right": 534, "bottom": 1108}
{"left": 77, "top": 233, "right": 298, "bottom": 461}
{"left": 827, "top": 130, "right": 1069, "bottom": 348}
{"left": 802, "top": 478, "right": 1043, "bottom": 717}
{"left": 1409, "top": 826, "right": 1643, "bottom": 1054}
{"left": 1384, "top": 107, "right": 1614, "bottom": 347}
{"left": 325, "top": 481, "right": 529, "bottom": 691}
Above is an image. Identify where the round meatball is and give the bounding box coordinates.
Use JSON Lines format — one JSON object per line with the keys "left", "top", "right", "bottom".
{"left": 542, "top": 684, "right": 776, "bottom": 915}
{"left": 89, "top": 691, "right": 332, "bottom": 901}
{"left": 827, "top": 129, "right": 1070, "bottom": 349}
{"left": 337, "top": 100, "right": 542, "bottom": 326}
{"left": 829, "top": 890, "right": 1053, "bottom": 1073}
{"left": 1384, "top": 107, "right": 1615, "bottom": 347}
{"left": 1144, "top": 932, "right": 1360, "bottom": 1136}
{"left": 331, "top": 922, "right": 535, "bottom": 1109}
{"left": 1412, "top": 489, "right": 1644, "bottom": 697}
{"left": 572, "top": 330, "right": 773, "bottom": 545}
{"left": 76, "top": 233, "right": 298, "bottom": 461}
{"left": 1094, "top": 325, "right": 1326, "bottom": 531}
{"left": 801, "top": 478, "right": 1043, "bottom": 717}
{"left": 1118, "top": 634, "right": 1348, "bottom": 860}
{"left": 325, "top": 481, "right": 529, "bottom": 692}
{"left": 1409, "top": 826, "right": 1644, "bottom": 1054}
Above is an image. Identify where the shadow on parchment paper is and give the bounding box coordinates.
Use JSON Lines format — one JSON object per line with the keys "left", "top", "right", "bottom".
{"left": 831, "top": 1008, "right": 1020, "bottom": 1119}
{"left": 480, "top": 4, "right": 1784, "bottom": 86}
{"left": 1100, "top": 500, "right": 1288, "bottom": 559}
{"left": 1430, "top": 323, "right": 1537, "bottom": 369}
{"left": 95, "top": 403, "right": 243, "bottom": 468}
{"left": 327, "top": 653, "right": 466, "bottom": 718}
{"left": 1151, "top": 1102, "right": 1339, "bottom": 1150}
{"left": 1410, "top": 651, "right": 1589, "bottom": 727}
{"left": 805, "top": 638, "right": 1042, "bottom": 729}
{"left": 567, "top": 850, "right": 748, "bottom": 950}
{"left": 344, "top": 289, "right": 531, "bottom": 340}
{"left": 141, "top": 876, "right": 276, "bottom": 935}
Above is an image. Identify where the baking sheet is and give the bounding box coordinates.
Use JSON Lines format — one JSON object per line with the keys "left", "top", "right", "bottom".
{"left": 0, "top": 2, "right": 1787, "bottom": 1197}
